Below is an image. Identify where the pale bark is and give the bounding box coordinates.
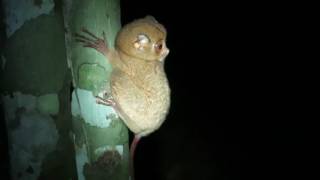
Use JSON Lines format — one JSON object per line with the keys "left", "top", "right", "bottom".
{"left": 63, "top": 0, "right": 129, "bottom": 179}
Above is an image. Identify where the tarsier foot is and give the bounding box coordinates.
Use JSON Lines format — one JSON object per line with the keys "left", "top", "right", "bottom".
{"left": 75, "top": 28, "right": 108, "bottom": 56}
{"left": 96, "top": 96, "right": 115, "bottom": 106}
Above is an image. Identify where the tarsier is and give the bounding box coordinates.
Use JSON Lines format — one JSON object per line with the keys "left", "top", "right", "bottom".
{"left": 76, "top": 16, "right": 170, "bottom": 179}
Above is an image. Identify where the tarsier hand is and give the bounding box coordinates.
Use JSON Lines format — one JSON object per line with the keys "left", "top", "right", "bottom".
{"left": 75, "top": 28, "right": 108, "bottom": 57}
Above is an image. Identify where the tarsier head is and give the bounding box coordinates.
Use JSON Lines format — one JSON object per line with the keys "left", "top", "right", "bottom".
{"left": 115, "top": 16, "right": 169, "bottom": 62}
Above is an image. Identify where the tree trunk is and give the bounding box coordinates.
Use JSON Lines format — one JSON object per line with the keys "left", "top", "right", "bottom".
{"left": 63, "top": 0, "right": 130, "bottom": 179}
{"left": 1, "top": 0, "right": 77, "bottom": 179}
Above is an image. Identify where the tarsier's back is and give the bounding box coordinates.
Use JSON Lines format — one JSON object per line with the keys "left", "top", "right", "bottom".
{"left": 111, "top": 16, "right": 170, "bottom": 137}
{"left": 111, "top": 64, "right": 170, "bottom": 136}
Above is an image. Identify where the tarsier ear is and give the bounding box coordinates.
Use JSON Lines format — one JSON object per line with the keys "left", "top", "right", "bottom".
{"left": 145, "top": 15, "right": 158, "bottom": 23}
{"left": 134, "top": 34, "right": 150, "bottom": 50}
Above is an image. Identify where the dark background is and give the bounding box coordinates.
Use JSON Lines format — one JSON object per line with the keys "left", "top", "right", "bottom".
{"left": 121, "top": 1, "right": 309, "bottom": 180}
{"left": 0, "top": 0, "right": 311, "bottom": 180}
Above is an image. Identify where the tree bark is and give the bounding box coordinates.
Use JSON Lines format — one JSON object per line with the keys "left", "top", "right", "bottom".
{"left": 63, "top": 0, "right": 129, "bottom": 179}
{"left": 1, "top": 0, "right": 77, "bottom": 179}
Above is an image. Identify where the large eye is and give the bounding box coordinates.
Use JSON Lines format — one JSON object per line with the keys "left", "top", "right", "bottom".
{"left": 134, "top": 34, "right": 151, "bottom": 50}
{"left": 137, "top": 34, "right": 150, "bottom": 44}
{"left": 155, "top": 42, "right": 163, "bottom": 51}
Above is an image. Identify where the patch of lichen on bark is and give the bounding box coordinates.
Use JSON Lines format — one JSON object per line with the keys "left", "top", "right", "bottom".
{"left": 84, "top": 118, "right": 128, "bottom": 150}
{"left": 77, "top": 63, "right": 108, "bottom": 95}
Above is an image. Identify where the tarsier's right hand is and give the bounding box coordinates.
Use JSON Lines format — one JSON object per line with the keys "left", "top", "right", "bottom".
{"left": 75, "top": 28, "right": 109, "bottom": 57}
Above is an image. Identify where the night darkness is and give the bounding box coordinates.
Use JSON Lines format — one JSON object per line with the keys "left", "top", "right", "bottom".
{"left": 0, "top": 0, "right": 311, "bottom": 180}
{"left": 120, "top": 1, "right": 308, "bottom": 180}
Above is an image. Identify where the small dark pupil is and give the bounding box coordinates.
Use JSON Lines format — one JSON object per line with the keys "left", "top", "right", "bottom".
{"left": 158, "top": 44, "right": 163, "bottom": 50}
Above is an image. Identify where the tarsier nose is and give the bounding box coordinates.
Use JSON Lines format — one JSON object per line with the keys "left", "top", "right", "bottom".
{"left": 159, "top": 48, "right": 169, "bottom": 62}
{"left": 163, "top": 48, "right": 169, "bottom": 57}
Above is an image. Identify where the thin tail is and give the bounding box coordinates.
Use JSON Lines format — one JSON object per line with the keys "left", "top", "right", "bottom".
{"left": 130, "top": 135, "right": 141, "bottom": 180}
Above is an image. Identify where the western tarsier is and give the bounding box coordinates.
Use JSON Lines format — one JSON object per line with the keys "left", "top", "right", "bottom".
{"left": 75, "top": 16, "right": 170, "bottom": 178}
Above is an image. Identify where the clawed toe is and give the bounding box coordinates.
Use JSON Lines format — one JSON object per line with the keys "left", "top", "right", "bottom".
{"left": 96, "top": 96, "right": 115, "bottom": 106}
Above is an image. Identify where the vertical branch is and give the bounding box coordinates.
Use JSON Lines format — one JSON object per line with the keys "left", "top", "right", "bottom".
{"left": 63, "top": 0, "right": 129, "bottom": 179}
{"left": 1, "top": 0, "right": 76, "bottom": 179}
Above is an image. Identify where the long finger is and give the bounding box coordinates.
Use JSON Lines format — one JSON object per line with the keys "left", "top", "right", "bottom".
{"left": 81, "top": 28, "right": 100, "bottom": 40}
{"left": 83, "top": 44, "right": 99, "bottom": 49}
{"left": 75, "top": 38, "right": 97, "bottom": 48}
{"left": 74, "top": 33, "right": 96, "bottom": 43}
